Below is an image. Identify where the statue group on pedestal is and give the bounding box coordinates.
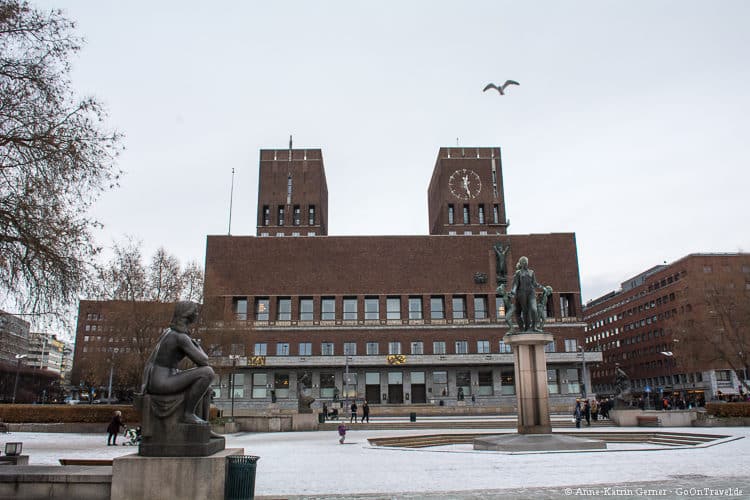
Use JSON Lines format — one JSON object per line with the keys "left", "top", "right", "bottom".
{"left": 495, "top": 249, "right": 553, "bottom": 334}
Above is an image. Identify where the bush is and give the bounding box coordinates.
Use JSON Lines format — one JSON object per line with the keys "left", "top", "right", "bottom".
{"left": 0, "top": 404, "right": 139, "bottom": 423}
{"left": 705, "top": 402, "right": 750, "bottom": 418}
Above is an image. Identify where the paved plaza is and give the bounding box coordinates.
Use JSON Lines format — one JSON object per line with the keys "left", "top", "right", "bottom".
{"left": 5, "top": 423, "right": 749, "bottom": 499}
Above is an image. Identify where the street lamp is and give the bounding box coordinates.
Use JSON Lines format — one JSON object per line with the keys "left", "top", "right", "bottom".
{"left": 660, "top": 338, "right": 680, "bottom": 399}
{"left": 577, "top": 346, "right": 588, "bottom": 398}
{"left": 12, "top": 354, "right": 28, "bottom": 403}
{"left": 228, "top": 355, "right": 239, "bottom": 421}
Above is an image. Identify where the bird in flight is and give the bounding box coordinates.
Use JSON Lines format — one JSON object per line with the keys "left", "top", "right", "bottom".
{"left": 483, "top": 80, "right": 520, "bottom": 95}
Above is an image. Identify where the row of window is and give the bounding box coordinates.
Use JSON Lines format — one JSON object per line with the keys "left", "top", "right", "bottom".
{"left": 213, "top": 368, "right": 583, "bottom": 399}
{"left": 235, "top": 295, "right": 490, "bottom": 321}
{"left": 586, "top": 292, "right": 677, "bottom": 331}
{"left": 446, "top": 203, "right": 500, "bottom": 225}
{"left": 232, "top": 294, "right": 577, "bottom": 322}
{"left": 210, "top": 338, "right": 579, "bottom": 357}
{"left": 261, "top": 204, "right": 316, "bottom": 227}
{"left": 584, "top": 271, "right": 684, "bottom": 321}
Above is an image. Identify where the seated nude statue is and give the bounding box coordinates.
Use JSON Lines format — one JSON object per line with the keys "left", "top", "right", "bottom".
{"left": 141, "top": 301, "right": 214, "bottom": 424}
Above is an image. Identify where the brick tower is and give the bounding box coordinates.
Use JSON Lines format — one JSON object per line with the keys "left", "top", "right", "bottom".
{"left": 256, "top": 146, "right": 328, "bottom": 237}
{"left": 427, "top": 147, "right": 508, "bottom": 236}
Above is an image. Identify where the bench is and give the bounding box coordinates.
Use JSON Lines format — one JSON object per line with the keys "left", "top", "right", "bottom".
{"left": 59, "top": 459, "right": 113, "bottom": 466}
{"left": 636, "top": 415, "right": 661, "bottom": 427}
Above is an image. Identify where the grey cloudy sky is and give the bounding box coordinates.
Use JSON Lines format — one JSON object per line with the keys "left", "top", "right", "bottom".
{"left": 39, "top": 1, "right": 750, "bottom": 304}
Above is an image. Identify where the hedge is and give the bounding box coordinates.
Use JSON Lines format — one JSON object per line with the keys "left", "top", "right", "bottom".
{"left": 0, "top": 404, "right": 140, "bottom": 423}
{"left": 705, "top": 402, "right": 750, "bottom": 418}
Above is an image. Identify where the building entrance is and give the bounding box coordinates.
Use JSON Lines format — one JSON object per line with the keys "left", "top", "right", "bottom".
{"left": 411, "top": 371, "right": 426, "bottom": 403}
{"left": 411, "top": 384, "right": 426, "bottom": 403}
{"left": 365, "top": 372, "right": 380, "bottom": 404}
{"left": 387, "top": 372, "right": 403, "bottom": 404}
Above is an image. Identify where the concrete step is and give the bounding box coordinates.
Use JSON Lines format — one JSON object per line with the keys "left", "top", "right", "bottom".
{"left": 320, "top": 420, "right": 616, "bottom": 431}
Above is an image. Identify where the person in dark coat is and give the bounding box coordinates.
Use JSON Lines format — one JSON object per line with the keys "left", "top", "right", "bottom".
{"left": 574, "top": 400, "right": 582, "bottom": 429}
{"left": 107, "top": 410, "right": 124, "bottom": 445}
{"left": 583, "top": 400, "right": 591, "bottom": 426}
{"left": 350, "top": 401, "right": 358, "bottom": 423}
{"left": 361, "top": 401, "right": 370, "bottom": 423}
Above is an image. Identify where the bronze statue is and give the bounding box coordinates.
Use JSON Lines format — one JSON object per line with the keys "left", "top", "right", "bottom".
{"left": 537, "top": 286, "right": 553, "bottom": 331}
{"left": 297, "top": 371, "right": 315, "bottom": 413}
{"left": 509, "top": 256, "right": 543, "bottom": 332}
{"left": 496, "top": 283, "right": 515, "bottom": 333}
{"left": 141, "top": 301, "right": 214, "bottom": 424}
{"left": 136, "top": 301, "right": 224, "bottom": 456}
{"left": 614, "top": 366, "right": 632, "bottom": 406}
{"left": 493, "top": 241, "right": 511, "bottom": 284}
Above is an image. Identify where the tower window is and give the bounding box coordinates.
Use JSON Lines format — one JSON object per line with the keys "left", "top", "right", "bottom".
{"left": 448, "top": 204, "right": 454, "bottom": 225}
{"left": 309, "top": 205, "right": 316, "bottom": 225}
{"left": 493, "top": 204, "right": 499, "bottom": 224}
{"left": 293, "top": 205, "right": 301, "bottom": 226}
{"left": 286, "top": 175, "right": 292, "bottom": 204}
{"left": 278, "top": 206, "right": 285, "bottom": 226}
{"left": 463, "top": 205, "right": 470, "bottom": 224}
{"left": 478, "top": 205, "right": 485, "bottom": 224}
{"left": 262, "top": 205, "right": 270, "bottom": 226}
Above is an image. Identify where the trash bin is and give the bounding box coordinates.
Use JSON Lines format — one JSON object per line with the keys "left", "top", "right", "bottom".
{"left": 318, "top": 412, "right": 326, "bottom": 424}
{"left": 410, "top": 412, "right": 416, "bottom": 422}
{"left": 225, "top": 455, "right": 260, "bottom": 500}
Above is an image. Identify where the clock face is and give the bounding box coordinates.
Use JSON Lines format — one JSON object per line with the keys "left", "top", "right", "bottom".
{"left": 449, "top": 169, "right": 481, "bottom": 200}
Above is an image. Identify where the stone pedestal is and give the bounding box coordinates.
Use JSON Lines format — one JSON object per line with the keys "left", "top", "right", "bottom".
{"left": 504, "top": 332, "right": 554, "bottom": 435}
{"left": 136, "top": 393, "right": 225, "bottom": 457}
{"left": 111, "top": 448, "right": 244, "bottom": 500}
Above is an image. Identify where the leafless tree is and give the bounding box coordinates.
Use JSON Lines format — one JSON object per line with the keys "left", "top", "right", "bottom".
{"left": 0, "top": 1, "right": 122, "bottom": 320}
{"left": 94, "top": 238, "right": 148, "bottom": 301}
{"left": 149, "top": 247, "right": 182, "bottom": 301}
{"left": 181, "top": 260, "right": 204, "bottom": 303}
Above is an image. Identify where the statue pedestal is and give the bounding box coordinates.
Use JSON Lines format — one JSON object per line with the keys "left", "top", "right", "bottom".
{"left": 504, "top": 332, "right": 554, "bottom": 434}
{"left": 136, "top": 393, "right": 226, "bottom": 457}
{"left": 112, "top": 448, "right": 244, "bottom": 500}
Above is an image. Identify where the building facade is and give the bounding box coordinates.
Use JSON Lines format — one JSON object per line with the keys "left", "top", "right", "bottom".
{"left": 27, "top": 332, "right": 65, "bottom": 374}
{"left": 0, "top": 310, "right": 30, "bottom": 363}
{"left": 72, "top": 300, "right": 175, "bottom": 401}
{"left": 583, "top": 253, "right": 750, "bottom": 406}
{"left": 200, "top": 146, "right": 597, "bottom": 413}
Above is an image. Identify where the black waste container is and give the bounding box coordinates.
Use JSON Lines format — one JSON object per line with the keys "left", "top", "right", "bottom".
{"left": 410, "top": 412, "right": 417, "bottom": 422}
{"left": 318, "top": 412, "right": 326, "bottom": 424}
{"left": 225, "top": 455, "right": 260, "bottom": 500}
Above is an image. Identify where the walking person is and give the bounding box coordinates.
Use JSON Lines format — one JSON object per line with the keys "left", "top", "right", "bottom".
{"left": 591, "top": 399, "right": 598, "bottom": 421}
{"left": 338, "top": 423, "right": 347, "bottom": 444}
{"left": 361, "top": 401, "right": 370, "bottom": 423}
{"left": 583, "top": 399, "right": 591, "bottom": 426}
{"left": 107, "top": 410, "right": 124, "bottom": 446}
{"left": 350, "top": 400, "right": 358, "bottom": 423}
{"left": 322, "top": 403, "right": 328, "bottom": 421}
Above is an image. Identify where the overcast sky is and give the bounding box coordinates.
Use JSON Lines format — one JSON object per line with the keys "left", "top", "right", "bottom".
{"left": 37, "top": 1, "right": 750, "bottom": 306}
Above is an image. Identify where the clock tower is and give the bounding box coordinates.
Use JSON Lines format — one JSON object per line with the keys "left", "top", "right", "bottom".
{"left": 256, "top": 147, "right": 328, "bottom": 237}
{"left": 427, "top": 147, "right": 508, "bottom": 236}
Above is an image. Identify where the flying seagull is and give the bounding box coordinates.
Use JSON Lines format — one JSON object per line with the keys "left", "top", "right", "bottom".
{"left": 483, "top": 80, "right": 520, "bottom": 95}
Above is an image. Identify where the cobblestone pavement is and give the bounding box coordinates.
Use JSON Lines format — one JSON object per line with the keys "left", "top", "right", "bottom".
{"left": 259, "top": 475, "right": 750, "bottom": 500}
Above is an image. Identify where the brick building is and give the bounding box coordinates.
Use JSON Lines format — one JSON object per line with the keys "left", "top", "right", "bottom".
{"left": 200, "top": 146, "right": 598, "bottom": 413}
{"left": 72, "top": 300, "right": 175, "bottom": 401}
{"left": 583, "top": 253, "right": 750, "bottom": 406}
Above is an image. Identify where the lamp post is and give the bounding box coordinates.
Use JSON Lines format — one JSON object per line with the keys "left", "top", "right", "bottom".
{"left": 106, "top": 361, "right": 114, "bottom": 403}
{"left": 12, "top": 354, "right": 28, "bottom": 403}
{"left": 344, "top": 354, "right": 351, "bottom": 411}
{"left": 577, "top": 346, "right": 588, "bottom": 399}
{"left": 228, "top": 355, "right": 238, "bottom": 421}
{"left": 660, "top": 338, "right": 680, "bottom": 400}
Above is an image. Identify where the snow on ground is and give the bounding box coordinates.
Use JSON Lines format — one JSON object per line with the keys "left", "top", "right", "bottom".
{"left": 4, "top": 426, "right": 749, "bottom": 498}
